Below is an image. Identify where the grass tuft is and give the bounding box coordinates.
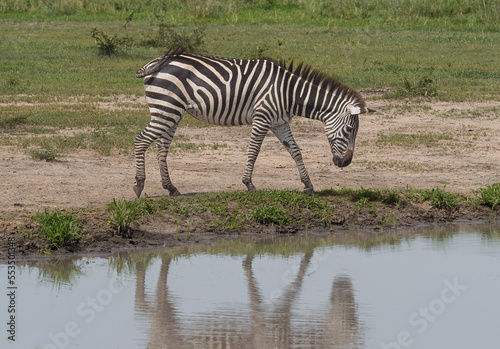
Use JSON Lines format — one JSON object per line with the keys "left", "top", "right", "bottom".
{"left": 107, "top": 198, "right": 145, "bottom": 237}
{"left": 32, "top": 209, "right": 83, "bottom": 249}
{"left": 396, "top": 75, "right": 438, "bottom": 98}
{"left": 404, "top": 186, "right": 461, "bottom": 212}
{"left": 251, "top": 204, "right": 291, "bottom": 225}
{"left": 475, "top": 183, "right": 500, "bottom": 210}
{"left": 29, "top": 148, "right": 62, "bottom": 161}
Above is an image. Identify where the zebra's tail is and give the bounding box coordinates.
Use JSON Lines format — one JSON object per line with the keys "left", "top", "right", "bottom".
{"left": 136, "top": 47, "right": 186, "bottom": 78}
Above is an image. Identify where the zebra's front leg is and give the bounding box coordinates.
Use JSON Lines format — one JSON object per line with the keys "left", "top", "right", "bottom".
{"left": 156, "top": 124, "right": 181, "bottom": 196}
{"left": 242, "top": 120, "right": 271, "bottom": 192}
{"left": 271, "top": 123, "right": 314, "bottom": 194}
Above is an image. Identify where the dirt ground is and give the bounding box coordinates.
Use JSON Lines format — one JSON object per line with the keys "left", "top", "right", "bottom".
{"left": 2, "top": 99, "right": 499, "bottom": 220}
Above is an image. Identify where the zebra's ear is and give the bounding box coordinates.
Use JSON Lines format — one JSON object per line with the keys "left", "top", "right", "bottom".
{"left": 350, "top": 106, "right": 377, "bottom": 114}
{"left": 348, "top": 105, "right": 362, "bottom": 115}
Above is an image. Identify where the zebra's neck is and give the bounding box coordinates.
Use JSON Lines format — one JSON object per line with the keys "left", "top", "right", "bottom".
{"left": 292, "top": 77, "right": 337, "bottom": 122}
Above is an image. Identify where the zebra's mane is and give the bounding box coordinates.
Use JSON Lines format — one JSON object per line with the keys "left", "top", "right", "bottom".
{"left": 138, "top": 49, "right": 365, "bottom": 107}
{"left": 267, "top": 57, "right": 366, "bottom": 107}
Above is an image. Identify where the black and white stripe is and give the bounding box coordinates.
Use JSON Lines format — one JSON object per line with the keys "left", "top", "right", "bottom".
{"left": 133, "top": 50, "right": 373, "bottom": 197}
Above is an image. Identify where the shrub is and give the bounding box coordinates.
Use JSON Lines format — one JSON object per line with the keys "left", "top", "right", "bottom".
{"left": 91, "top": 12, "right": 134, "bottom": 56}
{"left": 32, "top": 209, "right": 83, "bottom": 249}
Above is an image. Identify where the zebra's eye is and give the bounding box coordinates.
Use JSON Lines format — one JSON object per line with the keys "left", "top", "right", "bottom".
{"left": 345, "top": 125, "right": 353, "bottom": 133}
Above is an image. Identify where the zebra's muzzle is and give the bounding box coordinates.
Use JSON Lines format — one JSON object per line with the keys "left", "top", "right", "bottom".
{"left": 333, "top": 149, "right": 353, "bottom": 168}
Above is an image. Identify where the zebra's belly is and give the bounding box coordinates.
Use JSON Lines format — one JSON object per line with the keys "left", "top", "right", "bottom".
{"left": 185, "top": 101, "right": 254, "bottom": 126}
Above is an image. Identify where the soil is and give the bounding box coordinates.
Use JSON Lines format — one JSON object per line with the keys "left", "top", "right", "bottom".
{"left": 1, "top": 98, "right": 499, "bottom": 258}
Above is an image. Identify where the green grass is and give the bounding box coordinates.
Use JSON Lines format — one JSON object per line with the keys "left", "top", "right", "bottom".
{"left": 107, "top": 198, "right": 146, "bottom": 236}
{"left": 1, "top": 0, "right": 498, "bottom": 27}
{"left": 29, "top": 148, "right": 62, "bottom": 161}
{"left": 0, "top": 1, "right": 499, "bottom": 157}
{"left": 475, "top": 183, "right": 500, "bottom": 210}
{"left": 112, "top": 188, "right": 406, "bottom": 233}
{"left": 377, "top": 133, "right": 454, "bottom": 147}
{"left": 102, "top": 185, "right": 496, "bottom": 235}
{"left": 24, "top": 185, "right": 500, "bottom": 246}
{"left": 251, "top": 204, "right": 291, "bottom": 225}
{"left": 0, "top": 5, "right": 499, "bottom": 100}
{"left": 32, "top": 209, "right": 83, "bottom": 249}
{"left": 404, "top": 186, "right": 463, "bottom": 212}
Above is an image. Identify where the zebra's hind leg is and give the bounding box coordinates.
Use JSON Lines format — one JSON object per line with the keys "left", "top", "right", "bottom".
{"left": 242, "top": 119, "right": 271, "bottom": 192}
{"left": 156, "top": 124, "right": 181, "bottom": 196}
{"left": 271, "top": 123, "right": 314, "bottom": 194}
{"left": 133, "top": 127, "right": 158, "bottom": 198}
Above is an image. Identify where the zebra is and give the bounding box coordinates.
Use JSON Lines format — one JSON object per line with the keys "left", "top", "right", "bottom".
{"left": 133, "top": 48, "right": 374, "bottom": 197}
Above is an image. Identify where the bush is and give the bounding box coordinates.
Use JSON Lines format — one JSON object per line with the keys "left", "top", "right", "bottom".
{"left": 32, "top": 209, "right": 83, "bottom": 249}
{"left": 91, "top": 12, "right": 134, "bottom": 56}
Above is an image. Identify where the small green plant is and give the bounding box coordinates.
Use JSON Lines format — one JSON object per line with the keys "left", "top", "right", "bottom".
{"left": 382, "top": 189, "right": 404, "bottom": 209}
{"left": 107, "top": 198, "right": 144, "bottom": 237}
{"left": 380, "top": 212, "right": 398, "bottom": 230}
{"left": 319, "top": 206, "right": 342, "bottom": 226}
{"left": 91, "top": 12, "right": 134, "bottom": 55}
{"left": 214, "top": 213, "right": 247, "bottom": 232}
{"left": 353, "top": 197, "right": 370, "bottom": 212}
{"left": 397, "top": 75, "right": 438, "bottom": 97}
{"left": 424, "top": 186, "right": 461, "bottom": 213}
{"left": 475, "top": 183, "right": 500, "bottom": 210}
{"left": 251, "top": 204, "right": 290, "bottom": 225}
{"left": 29, "top": 148, "right": 62, "bottom": 162}
{"left": 32, "top": 209, "right": 83, "bottom": 249}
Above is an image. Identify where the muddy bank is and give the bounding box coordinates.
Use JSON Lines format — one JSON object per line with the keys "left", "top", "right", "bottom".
{"left": 1, "top": 191, "right": 498, "bottom": 259}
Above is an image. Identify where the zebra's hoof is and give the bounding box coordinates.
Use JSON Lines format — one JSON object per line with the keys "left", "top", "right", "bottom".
{"left": 133, "top": 185, "right": 143, "bottom": 198}
{"left": 243, "top": 179, "right": 257, "bottom": 192}
{"left": 169, "top": 188, "right": 181, "bottom": 196}
{"left": 303, "top": 187, "right": 314, "bottom": 195}
{"left": 246, "top": 185, "right": 257, "bottom": 192}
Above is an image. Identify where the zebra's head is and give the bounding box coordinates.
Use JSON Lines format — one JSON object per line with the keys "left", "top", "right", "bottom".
{"left": 325, "top": 104, "right": 371, "bottom": 168}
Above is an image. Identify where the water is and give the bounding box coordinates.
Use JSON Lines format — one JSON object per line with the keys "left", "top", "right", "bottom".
{"left": 1, "top": 224, "right": 500, "bottom": 349}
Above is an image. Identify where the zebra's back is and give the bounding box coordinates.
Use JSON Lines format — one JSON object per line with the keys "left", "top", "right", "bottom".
{"left": 139, "top": 53, "right": 288, "bottom": 126}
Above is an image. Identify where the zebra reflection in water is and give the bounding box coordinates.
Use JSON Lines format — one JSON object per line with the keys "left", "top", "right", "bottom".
{"left": 134, "top": 252, "right": 361, "bottom": 349}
